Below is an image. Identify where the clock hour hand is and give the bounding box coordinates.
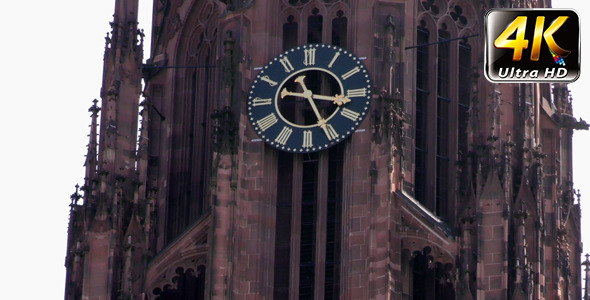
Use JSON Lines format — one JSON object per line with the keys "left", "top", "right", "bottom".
{"left": 312, "top": 94, "right": 351, "bottom": 106}
{"left": 294, "top": 75, "right": 310, "bottom": 92}
{"left": 281, "top": 78, "right": 326, "bottom": 127}
{"left": 280, "top": 88, "right": 309, "bottom": 99}
{"left": 282, "top": 89, "right": 350, "bottom": 106}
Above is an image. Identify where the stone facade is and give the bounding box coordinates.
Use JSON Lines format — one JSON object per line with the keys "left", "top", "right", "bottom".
{"left": 64, "top": 0, "right": 586, "bottom": 299}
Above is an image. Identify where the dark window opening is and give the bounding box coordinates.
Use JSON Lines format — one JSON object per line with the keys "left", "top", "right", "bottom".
{"left": 283, "top": 15, "right": 298, "bottom": 51}
{"left": 325, "top": 144, "right": 343, "bottom": 299}
{"left": 415, "top": 25, "right": 429, "bottom": 203}
{"left": 166, "top": 50, "right": 212, "bottom": 244}
{"left": 307, "top": 8, "right": 323, "bottom": 44}
{"left": 299, "top": 153, "right": 319, "bottom": 299}
{"left": 331, "top": 10, "right": 347, "bottom": 47}
{"left": 412, "top": 252, "right": 435, "bottom": 300}
{"left": 437, "top": 28, "right": 450, "bottom": 99}
{"left": 436, "top": 98, "right": 449, "bottom": 218}
{"left": 412, "top": 252, "right": 455, "bottom": 300}
{"left": 435, "top": 27, "right": 450, "bottom": 218}
{"left": 274, "top": 151, "right": 294, "bottom": 299}
{"left": 280, "top": 14, "right": 298, "bottom": 123}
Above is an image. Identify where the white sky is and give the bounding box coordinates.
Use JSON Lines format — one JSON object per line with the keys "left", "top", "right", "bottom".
{"left": 0, "top": 1, "right": 586, "bottom": 298}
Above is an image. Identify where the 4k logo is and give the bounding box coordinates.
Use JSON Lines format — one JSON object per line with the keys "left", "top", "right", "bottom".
{"left": 485, "top": 9, "right": 580, "bottom": 82}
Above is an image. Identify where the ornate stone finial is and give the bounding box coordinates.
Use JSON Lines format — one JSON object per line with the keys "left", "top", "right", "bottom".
{"left": 138, "top": 28, "right": 145, "bottom": 45}
{"left": 70, "top": 184, "right": 82, "bottom": 208}
{"left": 105, "top": 32, "right": 112, "bottom": 49}
{"left": 89, "top": 99, "right": 101, "bottom": 115}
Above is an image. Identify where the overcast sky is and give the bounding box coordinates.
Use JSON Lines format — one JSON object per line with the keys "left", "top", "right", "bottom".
{"left": 0, "top": 1, "right": 586, "bottom": 298}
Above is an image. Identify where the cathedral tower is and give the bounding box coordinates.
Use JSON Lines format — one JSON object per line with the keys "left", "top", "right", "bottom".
{"left": 65, "top": 0, "right": 585, "bottom": 299}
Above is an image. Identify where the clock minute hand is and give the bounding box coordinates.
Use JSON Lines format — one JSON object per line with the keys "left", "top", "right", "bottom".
{"left": 312, "top": 94, "right": 351, "bottom": 106}
{"left": 280, "top": 89, "right": 307, "bottom": 99}
{"left": 294, "top": 75, "right": 309, "bottom": 92}
{"left": 283, "top": 76, "right": 326, "bottom": 127}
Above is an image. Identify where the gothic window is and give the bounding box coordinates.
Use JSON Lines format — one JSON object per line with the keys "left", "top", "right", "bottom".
{"left": 167, "top": 38, "right": 214, "bottom": 243}
{"left": 284, "top": 15, "right": 298, "bottom": 51}
{"left": 273, "top": 6, "right": 348, "bottom": 299}
{"left": 299, "top": 153, "right": 319, "bottom": 298}
{"left": 324, "top": 145, "right": 343, "bottom": 299}
{"left": 331, "top": 10, "right": 347, "bottom": 47}
{"left": 437, "top": 27, "right": 450, "bottom": 98}
{"left": 436, "top": 27, "right": 450, "bottom": 219}
{"left": 413, "top": 12, "right": 473, "bottom": 223}
{"left": 273, "top": 151, "right": 294, "bottom": 299}
{"left": 415, "top": 23, "right": 429, "bottom": 205}
{"left": 307, "top": 8, "right": 323, "bottom": 43}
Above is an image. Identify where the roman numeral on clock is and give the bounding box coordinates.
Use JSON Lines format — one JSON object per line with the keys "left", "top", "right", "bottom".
{"left": 302, "top": 130, "right": 313, "bottom": 148}
{"left": 304, "top": 48, "right": 316, "bottom": 66}
{"left": 328, "top": 52, "right": 341, "bottom": 68}
{"left": 257, "top": 113, "right": 278, "bottom": 132}
{"left": 322, "top": 124, "right": 339, "bottom": 141}
{"left": 261, "top": 75, "right": 278, "bottom": 87}
{"left": 252, "top": 97, "right": 272, "bottom": 106}
{"left": 279, "top": 57, "right": 295, "bottom": 73}
{"left": 275, "top": 126, "right": 293, "bottom": 145}
{"left": 340, "top": 107, "right": 360, "bottom": 121}
{"left": 341, "top": 66, "right": 361, "bottom": 80}
{"left": 347, "top": 88, "right": 367, "bottom": 98}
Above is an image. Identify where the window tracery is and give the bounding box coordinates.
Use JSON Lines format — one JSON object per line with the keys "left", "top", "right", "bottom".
{"left": 166, "top": 0, "right": 218, "bottom": 244}
{"left": 412, "top": 0, "right": 476, "bottom": 221}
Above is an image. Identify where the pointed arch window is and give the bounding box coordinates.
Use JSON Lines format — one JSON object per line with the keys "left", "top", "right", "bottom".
{"left": 284, "top": 15, "right": 299, "bottom": 51}
{"left": 166, "top": 45, "right": 213, "bottom": 243}
{"left": 415, "top": 23, "right": 430, "bottom": 204}
{"left": 436, "top": 27, "right": 450, "bottom": 219}
{"left": 331, "top": 10, "right": 347, "bottom": 47}
{"left": 308, "top": 8, "right": 323, "bottom": 43}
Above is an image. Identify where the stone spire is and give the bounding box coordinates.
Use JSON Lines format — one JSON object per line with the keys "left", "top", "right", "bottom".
{"left": 75, "top": 1, "right": 144, "bottom": 298}
{"left": 85, "top": 99, "right": 100, "bottom": 184}
{"left": 82, "top": 99, "right": 100, "bottom": 214}
{"left": 97, "top": 0, "right": 143, "bottom": 182}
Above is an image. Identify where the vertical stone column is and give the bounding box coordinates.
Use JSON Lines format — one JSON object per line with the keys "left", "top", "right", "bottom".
{"left": 477, "top": 172, "right": 507, "bottom": 299}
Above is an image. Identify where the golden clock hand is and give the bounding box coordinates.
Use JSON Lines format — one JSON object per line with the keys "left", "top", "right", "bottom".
{"left": 284, "top": 76, "right": 326, "bottom": 127}
{"left": 294, "top": 75, "right": 309, "bottom": 92}
{"left": 281, "top": 88, "right": 309, "bottom": 99}
{"left": 312, "top": 94, "right": 351, "bottom": 106}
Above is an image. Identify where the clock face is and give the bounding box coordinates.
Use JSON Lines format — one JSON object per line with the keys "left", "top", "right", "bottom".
{"left": 247, "top": 44, "right": 372, "bottom": 153}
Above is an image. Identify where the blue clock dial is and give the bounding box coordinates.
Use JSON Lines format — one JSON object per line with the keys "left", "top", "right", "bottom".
{"left": 247, "top": 44, "right": 372, "bottom": 153}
